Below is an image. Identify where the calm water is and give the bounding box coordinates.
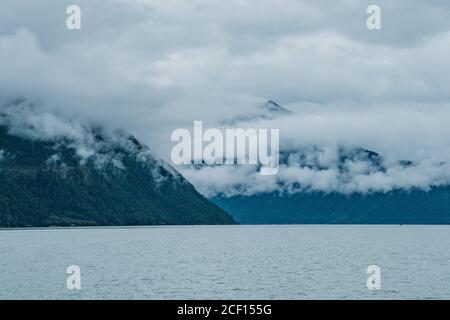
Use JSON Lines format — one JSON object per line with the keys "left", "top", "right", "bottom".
{"left": 0, "top": 225, "right": 449, "bottom": 299}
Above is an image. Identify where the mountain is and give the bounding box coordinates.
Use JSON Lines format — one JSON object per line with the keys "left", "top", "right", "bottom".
{"left": 213, "top": 187, "right": 450, "bottom": 224}
{"left": 0, "top": 125, "right": 235, "bottom": 227}
{"left": 208, "top": 97, "right": 450, "bottom": 224}
{"left": 212, "top": 145, "right": 450, "bottom": 224}
{"left": 221, "top": 100, "right": 292, "bottom": 125}
{"left": 263, "top": 100, "right": 292, "bottom": 115}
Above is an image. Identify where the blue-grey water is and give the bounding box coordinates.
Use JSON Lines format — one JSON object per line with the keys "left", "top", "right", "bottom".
{"left": 0, "top": 225, "right": 449, "bottom": 299}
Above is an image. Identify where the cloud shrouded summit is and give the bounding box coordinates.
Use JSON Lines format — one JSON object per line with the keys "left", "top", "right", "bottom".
{"left": 1, "top": 0, "right": 450, "bottom": 196}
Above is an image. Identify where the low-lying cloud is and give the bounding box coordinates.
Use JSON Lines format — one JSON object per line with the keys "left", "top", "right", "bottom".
{"left": 1, "top": 0, "right": 450, "bottom": 196}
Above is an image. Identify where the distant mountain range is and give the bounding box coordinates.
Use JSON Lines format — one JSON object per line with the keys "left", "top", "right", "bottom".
{"left": 0, "top": 125, "right": 235, "bottom": 227}
{"left": 210, "top": 101, "right": 450, "bottom": 224}
{"left": 212, "top": 145, "right": 450, "bottom": 224}
{"left": 213, "top": 187, "right": 450, "bottom": 224}
{"left": 2, "top": 99, "right": 450, "bottom": 227}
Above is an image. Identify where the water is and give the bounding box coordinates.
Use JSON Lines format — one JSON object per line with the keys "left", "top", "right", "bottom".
{"left": 0, "top": 225, "right": 449, "bottom": 299}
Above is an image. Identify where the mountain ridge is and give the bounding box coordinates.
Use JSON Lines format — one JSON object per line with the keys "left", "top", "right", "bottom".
{"left": 0, "top": 124, "right": 236, "bottom": 227}
{"left": 213, "top": 187, "right": 450, "bottom": 224}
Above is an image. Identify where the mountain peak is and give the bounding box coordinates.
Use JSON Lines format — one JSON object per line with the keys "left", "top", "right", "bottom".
{"left": 264, "top": 100, "right": 291, "bottom": 114}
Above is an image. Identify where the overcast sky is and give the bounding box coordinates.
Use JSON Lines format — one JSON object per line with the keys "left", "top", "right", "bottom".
{"left": 1, "top": 0, "right": 450, "bottom": 195}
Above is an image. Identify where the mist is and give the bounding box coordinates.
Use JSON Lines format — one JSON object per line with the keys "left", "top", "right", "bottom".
{"left": 1, "top": 0, "right": 450, "bottom": 196}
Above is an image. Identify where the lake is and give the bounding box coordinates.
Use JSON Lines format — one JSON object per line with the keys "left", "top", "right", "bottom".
{"left": 0, "top": 225, "right": 449, "bottom": 299}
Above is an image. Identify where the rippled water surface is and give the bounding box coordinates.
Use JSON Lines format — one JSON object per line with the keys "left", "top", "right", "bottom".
{"left": 0, "top": 225, "right": 449, "bottom": 299}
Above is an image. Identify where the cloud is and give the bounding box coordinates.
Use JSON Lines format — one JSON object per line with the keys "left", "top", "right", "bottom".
{"left": 1, "top": 0, "right": 450, "bottom": 195}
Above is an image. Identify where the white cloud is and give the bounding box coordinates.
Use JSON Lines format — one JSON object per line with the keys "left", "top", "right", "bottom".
{"left": 1, "top": 0, "right": 450, "bottom": 195}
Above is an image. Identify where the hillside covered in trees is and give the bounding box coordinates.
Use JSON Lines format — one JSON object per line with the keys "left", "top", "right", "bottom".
{"left": 0, "top": 125, "right": 235, "bottom": 227}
